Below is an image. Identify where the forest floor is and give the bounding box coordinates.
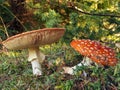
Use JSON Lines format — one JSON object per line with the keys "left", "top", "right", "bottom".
{"left": 0, "top": 42, "right": 120, "bottom": 90}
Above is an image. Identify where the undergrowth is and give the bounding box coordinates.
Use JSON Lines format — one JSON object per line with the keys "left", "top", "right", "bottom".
{"left": 0, "top": 42, "right": 120, "bottom": 90}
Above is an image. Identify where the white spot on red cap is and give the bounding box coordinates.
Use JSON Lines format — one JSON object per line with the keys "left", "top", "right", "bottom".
{"left": 77, "top": 44, "right": 80, "bottom": 47}
{"left": 90, "top": 47, "right": 94, "bottom": 50}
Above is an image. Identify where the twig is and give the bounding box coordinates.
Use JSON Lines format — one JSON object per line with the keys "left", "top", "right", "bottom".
{"left": 72, "top": 6, "right": 120, "bottom": 18}
{"left": 0, "top": 16, "right": 9, "bottom": 38}
{"left": 27, "top": 1, "right": 120, "bottom": 18}
{"left": 0, "top": 5, "right": 27, "bottom": 31}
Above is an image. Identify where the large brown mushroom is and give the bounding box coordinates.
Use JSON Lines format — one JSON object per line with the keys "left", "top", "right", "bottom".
{"left": 2, "top": 28, "right": 65, "bottom": 76}
{"left": 63, "top": 39, "right": 117, "bottom": 75}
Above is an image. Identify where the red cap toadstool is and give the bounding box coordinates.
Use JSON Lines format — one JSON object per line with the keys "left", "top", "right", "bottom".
{"left": 2, "top": 28, "right": 65, "bottom": 76}
{"left": 63, "top": 39, "right": 117, "bottom": 75}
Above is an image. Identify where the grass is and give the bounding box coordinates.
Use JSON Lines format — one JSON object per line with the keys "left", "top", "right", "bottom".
{"left": 0, "top": 42, "right": 120, "bottom": 90}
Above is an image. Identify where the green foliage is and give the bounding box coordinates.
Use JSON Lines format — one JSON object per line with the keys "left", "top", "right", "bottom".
{"left": 41, "top": 9, "right": 62, "bottom": 28}
{"left": 0, "top": 43, "right": 120, "bottom": 89}
{"left": 0, "top": 4, "right": 13, "bottom": 23}
{"left": 0, "top": 0, "right": 120, "bottom": 90}
{"left": 0, "top": 0, "right": 120, "bottom": 43}
{"left": 55, "top": 79, "right": 74, "bottom": 90}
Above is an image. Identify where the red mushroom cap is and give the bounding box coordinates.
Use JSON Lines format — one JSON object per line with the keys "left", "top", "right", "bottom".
{"left": 70, "top": 39, "right": 117, "bottom": 66}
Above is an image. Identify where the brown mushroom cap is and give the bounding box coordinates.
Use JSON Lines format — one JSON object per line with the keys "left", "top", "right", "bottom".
{"left": 2, "top": 28, "right": 65, "bottom": 50}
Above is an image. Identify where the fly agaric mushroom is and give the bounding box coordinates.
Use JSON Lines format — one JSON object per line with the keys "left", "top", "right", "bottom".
{"left": 63, "top": 39, "right": 117, "bottom": 75}
{"left": 2, "top": 28, "right": 65, "bottom": 76}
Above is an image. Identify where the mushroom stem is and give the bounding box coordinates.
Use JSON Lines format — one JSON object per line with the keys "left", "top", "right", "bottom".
{"left": 72, "top": 57, "right": 93, "bottom": 69}
{"left": 63, "top": 57, "right": 93, "bottom": 75}
{"left": 31, "top": 59, "right": 42, "bottom": 76}
{"left": 28, "top": 47, "right": 45, "bottom": 76}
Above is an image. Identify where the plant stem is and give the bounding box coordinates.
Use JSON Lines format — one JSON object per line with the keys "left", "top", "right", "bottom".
{"left": 0, "top": 5, "right": 27, "bottom": 31}
{"left": 0, "top": 16, "right": 9, "bottom": 38}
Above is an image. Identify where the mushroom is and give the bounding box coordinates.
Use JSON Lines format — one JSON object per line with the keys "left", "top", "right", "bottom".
{"left": 2, "top": 28, "right": 65, "bottom": 76}
{"left": 63, "top": 39, "right": 117, "bottom": 75}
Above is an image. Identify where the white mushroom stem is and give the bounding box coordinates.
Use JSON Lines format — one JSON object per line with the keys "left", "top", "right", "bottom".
{"left": 28, "top": 47, "right": 45, "bottom": 76}
{"left": 31, "top": 60, "right": 42, "bottom": 76}
{"left": 63, "top": 57, "right": 93, "bottom": 75}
